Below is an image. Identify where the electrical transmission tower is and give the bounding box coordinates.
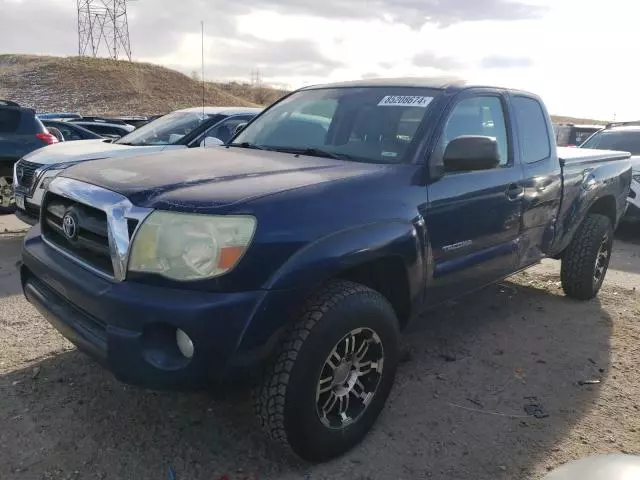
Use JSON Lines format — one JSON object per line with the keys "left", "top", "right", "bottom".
{"left": 77, "top": 0, "right": 133, "bottom": 61}
{"left": 250, "top": 68, "right": 262, "bottom": 86}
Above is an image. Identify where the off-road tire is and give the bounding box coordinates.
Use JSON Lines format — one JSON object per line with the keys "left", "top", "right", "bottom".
{"left": 253, "top": 280, "right": 400, "bottom": 462}
{"left": 561, "top": 213, "right": 613, "bottom": 300}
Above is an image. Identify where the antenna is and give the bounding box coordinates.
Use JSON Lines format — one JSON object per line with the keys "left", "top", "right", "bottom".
{"left": 77, "top": 0, "right": 133, "bottom": 60}
{"left": 201, "top": 21, "right": 205, "bottom": 115}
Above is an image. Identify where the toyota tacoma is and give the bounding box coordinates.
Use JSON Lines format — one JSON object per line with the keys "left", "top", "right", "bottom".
{"left": 21, "top": 79, "right": 632, "bottom": 462}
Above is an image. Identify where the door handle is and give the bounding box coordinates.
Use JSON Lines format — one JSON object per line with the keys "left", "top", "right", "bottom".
{"left": 506, "top": 183, "right": 524, "bottom": 201}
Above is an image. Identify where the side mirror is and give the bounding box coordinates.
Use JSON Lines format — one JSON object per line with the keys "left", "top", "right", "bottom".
{"left": 234, "top": 123, "right": 248, "bottom": 136}
{"left": 200, "top": 136, "right": 225, "bottom": 148}
{"left": 443, "top": 135, "right": 500, "bottom": 173}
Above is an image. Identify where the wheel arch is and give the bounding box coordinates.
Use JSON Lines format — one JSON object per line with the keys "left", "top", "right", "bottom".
{"left": 588, "top": 195, "right": 617, "bottom": 226}
{"left": 233, "top": 221, "right": 426, "bottom": 360}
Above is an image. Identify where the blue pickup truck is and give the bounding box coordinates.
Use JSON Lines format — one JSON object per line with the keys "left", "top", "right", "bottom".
{"left": 20, "top": 79, "right": 631, "bottom": 462}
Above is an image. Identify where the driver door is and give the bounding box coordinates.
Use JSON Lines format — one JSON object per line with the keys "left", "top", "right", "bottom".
{"left": 424, "top": 92, "right": 524, "bottom": 304}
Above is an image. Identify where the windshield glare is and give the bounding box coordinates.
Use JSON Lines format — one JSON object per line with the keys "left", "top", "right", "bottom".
{"left": 232, "top": 87, "right": 441, "bottom": 164}
{"left": 581, "top": 130, "right": 640, "bottom": 154}
{"left": 116, "top": 111, "right": 216, "bottom": 146}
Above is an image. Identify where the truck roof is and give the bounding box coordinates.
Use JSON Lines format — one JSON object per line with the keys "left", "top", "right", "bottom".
{"left": 301, "top": 77, "right": 539, "bottom": 97}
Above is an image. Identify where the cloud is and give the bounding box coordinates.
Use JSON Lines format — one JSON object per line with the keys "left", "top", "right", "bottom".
{"left": 162, "top": 37, "right": 344, "bottom": 81}
{"left": 0, "top": 0, "right": 544, "bottom": 87}
{"left": 480, "top": 55, "right": 534, "bottom": 69}
{"left": 413, "top": 51, "right": 463, "bottom": 70}
{"left": 0, "top": 0, "right": 77, "bottom": 56}
{"left": 125, "top": 0, "right": 546, "bottom": 59}
{"left": 217, "top": 0, "right": 545, "bottom": 29}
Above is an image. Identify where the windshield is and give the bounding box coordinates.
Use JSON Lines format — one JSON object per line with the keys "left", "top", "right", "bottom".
{"left": 231, "top": 87, "right": 440, "bottom": 164}
{"left": 116, "top": 111, "right": 218, "bottom": 146}
{"left": 581, "top": 130, "right": 640, "bottom": 154}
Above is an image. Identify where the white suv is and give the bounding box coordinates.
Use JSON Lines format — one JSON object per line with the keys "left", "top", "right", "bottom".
{"left": 580, "top": 123, "right": 640, "bottom": 221}
{"left": 14, "top": 106, "right": 261, "bottom": 224}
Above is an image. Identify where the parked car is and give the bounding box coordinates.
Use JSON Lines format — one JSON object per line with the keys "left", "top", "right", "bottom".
{"left": 36, "top": 112, "right": 83, "bottom": 121}
{"left": 20, "top": 79, "right": 631, "bottom": 462}
{"left": 68, "top": 117, "right": 136, "bottom": 140}
{"left": 579, "top": 121, "right": 640, "bottom": 221}
{"left": 0, "top": 100, "right": 58, "bottom": 214}
{"left": 42, "top": 120, "right": 104, "bottom": 142}
{"left": 14, "top": 106, "right": 262, "bottom": 224}
{"left": 553, "top": 123, "right": 603, "bottom": 146}
{"left": 111, "top": 116, "right": 153, "bottom": 129}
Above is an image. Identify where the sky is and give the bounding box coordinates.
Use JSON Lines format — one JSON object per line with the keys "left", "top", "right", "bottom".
{"left": 1, "top": 0, "right": 638, "bottom": 120}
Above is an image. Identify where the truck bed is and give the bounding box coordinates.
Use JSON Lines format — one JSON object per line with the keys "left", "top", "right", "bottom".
{"left": 552, "top": 146, "right": 631, "bottom": 255}
{"left": 557, "top": 146, "right": 630, "bottom": 165}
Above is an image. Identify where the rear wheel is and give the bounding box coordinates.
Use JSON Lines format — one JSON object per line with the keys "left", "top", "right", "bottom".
{"left": 0, "top": 176, "right": 15, "bottom": 215}
{"left": 561, "top": 214, "right": 613, "bottom": 300}
{"left": 254, "top": 280, "right": 400, "bottom": 462}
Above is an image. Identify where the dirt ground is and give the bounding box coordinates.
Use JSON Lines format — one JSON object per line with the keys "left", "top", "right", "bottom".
{"left": 0, "top": 219, "right": 638, "bottom": 480}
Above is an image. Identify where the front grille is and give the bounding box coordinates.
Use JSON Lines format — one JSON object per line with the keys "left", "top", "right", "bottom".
{"left": 15, "top": 160, "right": 40, "bottom": 191}
{"left": 41, "top": 177, "right": 153, "bottom": 282}
{"left": 42, "top": 192, "right": 114, "bottom": 276}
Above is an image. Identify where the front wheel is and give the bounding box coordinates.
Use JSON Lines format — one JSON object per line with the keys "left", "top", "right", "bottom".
{"left": 561, "top": 213, "right": 613, "bottom": 300}
{"left": 254, "top": 280, "right": 400, "bottom": 462}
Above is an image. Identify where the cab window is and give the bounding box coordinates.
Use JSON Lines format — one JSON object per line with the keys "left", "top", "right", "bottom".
{"left": 441, "top": 96, "right": 509, "bottom": 167}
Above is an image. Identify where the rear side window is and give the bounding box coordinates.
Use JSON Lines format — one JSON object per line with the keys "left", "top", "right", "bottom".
{"left": 512, "top": 96, "right": 551, "bottom": 163}
{"left": 0, "top": 109, "right": 21, "bottom": 133}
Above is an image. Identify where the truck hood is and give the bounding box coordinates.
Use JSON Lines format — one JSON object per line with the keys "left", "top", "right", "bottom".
{"left": 21, "top": 139, "right": 179, "bottom": 166}
{"left": 631, "top": 155, "right": 640, "bottom": 172}
{"left": 62, "top": 147, "right": 389, "bottom": 210}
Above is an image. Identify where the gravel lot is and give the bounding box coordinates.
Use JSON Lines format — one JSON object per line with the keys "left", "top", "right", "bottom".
{"left": 1, "top": 217, "right": 638, "bottom": 480}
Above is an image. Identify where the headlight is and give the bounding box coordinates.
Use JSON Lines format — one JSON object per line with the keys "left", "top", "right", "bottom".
{"left": 633, "top": 173, "right": 640, "bottom": 183}
{"left": 39, "top": 171, "right": 63, "bottom": 190}
{"left": 128, "top": 211, "right": 256, "bottom": 281}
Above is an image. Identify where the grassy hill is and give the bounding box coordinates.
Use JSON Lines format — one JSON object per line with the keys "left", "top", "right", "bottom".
{"left": 0, "top": 54, "right": 604, "bottom": 124}
{"left": 0, "top": 54, "right": 287, "bottom": 116}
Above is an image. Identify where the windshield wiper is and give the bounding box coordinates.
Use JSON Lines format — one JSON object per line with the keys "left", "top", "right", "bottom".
{"left": 228, "top": 142, "right": 271, "bottom": 151}
{"left": 271, "top": 147, "right": 352, "bottom": 160}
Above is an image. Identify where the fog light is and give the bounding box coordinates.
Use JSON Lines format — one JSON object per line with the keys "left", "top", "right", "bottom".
{"left": 176, "top": 329, "right": 194, "bottom": 359}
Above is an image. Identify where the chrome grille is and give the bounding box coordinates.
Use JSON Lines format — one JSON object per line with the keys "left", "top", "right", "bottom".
{"left": 15, "top": 160, "right": 40, "bottom": 191}
{"left": 42, "top": 177, "right": 152, "bottom": 282}
{"left": 42, "top": 192, "right": 113, "bottom": 275}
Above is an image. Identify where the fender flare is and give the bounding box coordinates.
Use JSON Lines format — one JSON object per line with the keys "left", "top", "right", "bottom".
{"left": 263, "top": 219, "right": 424, "bottom": 292}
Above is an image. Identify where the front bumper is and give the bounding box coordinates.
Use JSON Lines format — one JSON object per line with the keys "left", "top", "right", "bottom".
{"left": 21, "top": 228, "right": 291, "bottom": 390}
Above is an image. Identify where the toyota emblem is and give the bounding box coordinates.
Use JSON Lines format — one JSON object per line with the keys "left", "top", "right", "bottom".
{"left": 62, "top": 212, "right": 78, "bottom": 240}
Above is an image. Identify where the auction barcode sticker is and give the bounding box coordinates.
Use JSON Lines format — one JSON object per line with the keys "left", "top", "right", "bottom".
{"left": 377, "top": 95, "right": 433, "bottom": 107}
